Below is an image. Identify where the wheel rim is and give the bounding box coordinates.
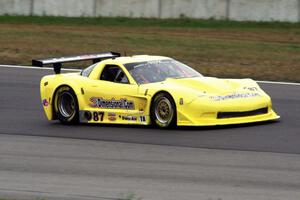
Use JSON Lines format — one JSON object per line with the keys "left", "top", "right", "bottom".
{"left": 155, "top": 97, "right": 173, "bottom": 124}
{"left": 58, "top": 92, "right": 75, "bottom": 118}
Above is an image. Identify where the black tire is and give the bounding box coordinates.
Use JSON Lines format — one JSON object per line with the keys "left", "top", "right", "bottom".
{"left": 150, "top": 93, "right": 177, "bottom": 128}
{"left": 54, "top": 86, "right": 79, "bottom": 124}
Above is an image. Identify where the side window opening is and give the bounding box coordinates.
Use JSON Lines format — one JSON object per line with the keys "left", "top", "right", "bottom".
{"left": 81, "top": 63, "right": 97, "bottom": 77}
{"left": 100, "top": 65, "right": 129, "bottom": 84}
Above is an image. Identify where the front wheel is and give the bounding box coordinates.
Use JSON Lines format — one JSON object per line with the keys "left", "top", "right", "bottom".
{"left": 150, "top": 93, "right": 176, "bottom": 128}
{"left": 54, "top": 86, "right": 79, "bottom": 124}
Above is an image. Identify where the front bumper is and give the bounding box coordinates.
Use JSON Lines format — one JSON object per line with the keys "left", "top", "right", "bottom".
{"left": 177, "top": 96, "right": 280, "bottom": 126}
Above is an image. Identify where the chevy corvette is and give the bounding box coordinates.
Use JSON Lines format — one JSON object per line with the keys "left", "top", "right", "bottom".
{"left": 33, "top": 52, "right": 279, "bottom": 128}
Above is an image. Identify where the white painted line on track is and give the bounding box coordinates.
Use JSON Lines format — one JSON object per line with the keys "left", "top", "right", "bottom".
{"left": 1, "top": 64, "right": 299, "bottom": 86}
{"left": 257, "top": 80, "right": 300, "bottom": 86}
{"left": 0, "top": 64, "right": 81, "bottom": 72}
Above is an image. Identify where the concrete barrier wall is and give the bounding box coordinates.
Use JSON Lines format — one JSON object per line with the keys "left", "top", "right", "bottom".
{"left": 95, "top": 0, "right": 159, "bottom": 18}
{"left": 160, "top": 0, "right": 228, "bottom": 19}
{"left": 229, "top": 0, "right": 299, "bottom": 22}
{"left": 0, "top": 0, "right": 32, "bottom": 15}
{"left": 0, "top": 0, "right": 300, "bottom": 22}
{"left": 33, "top": 0, "right": 95, "bottom": 17}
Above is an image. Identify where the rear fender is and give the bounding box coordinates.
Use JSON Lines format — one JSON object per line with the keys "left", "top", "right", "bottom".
{"left": 40, "top": 76, "right": 83, "bottom": 120}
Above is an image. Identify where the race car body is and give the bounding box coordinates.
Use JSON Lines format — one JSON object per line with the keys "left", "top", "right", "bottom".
{"left": 34, "top": 52, "right": 280, "bottom": 128}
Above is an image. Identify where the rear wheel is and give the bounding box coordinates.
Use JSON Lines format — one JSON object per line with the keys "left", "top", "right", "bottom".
{"left": 54, "top": 86, "right": 79, "bottom": 124}
{"left": 151, "top": 93, "right": 176, "bottom": 128}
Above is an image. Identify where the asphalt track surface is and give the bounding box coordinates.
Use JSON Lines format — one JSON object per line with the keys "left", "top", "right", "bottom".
{"left": 0, "top": 66, "right": 299, "bottom": 154}
{"left": 1, "top": 66, "right": 300, "bottom": 200}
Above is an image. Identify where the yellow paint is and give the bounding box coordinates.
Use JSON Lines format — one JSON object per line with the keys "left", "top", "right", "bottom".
{"left": 40, "top": 55, "right": 280, "bottom": 126}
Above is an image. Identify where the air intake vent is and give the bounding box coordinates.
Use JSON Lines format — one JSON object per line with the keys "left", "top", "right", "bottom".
{"left": 217, "top": 107, "right": 268, "bottom": 119}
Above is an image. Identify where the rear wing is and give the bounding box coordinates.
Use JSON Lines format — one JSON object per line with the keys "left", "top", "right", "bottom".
{"left": 32, "top": 52, "right": 121, "bottom": 74}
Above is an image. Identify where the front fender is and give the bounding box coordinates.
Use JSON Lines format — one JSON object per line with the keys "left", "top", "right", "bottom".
{"left": 139, "top": 83, "right": 199, "bottom": 125}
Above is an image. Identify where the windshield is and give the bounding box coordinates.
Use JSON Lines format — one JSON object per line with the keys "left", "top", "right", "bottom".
{"left": 124, "top": 59, "right": 202, "bottom": 84}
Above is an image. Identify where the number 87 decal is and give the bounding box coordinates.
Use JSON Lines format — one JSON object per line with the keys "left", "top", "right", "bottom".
{"left": 93, "top": 112, "right": 104, "bottom": 121}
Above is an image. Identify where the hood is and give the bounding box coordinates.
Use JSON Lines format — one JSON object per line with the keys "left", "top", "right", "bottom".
{"left": 165, "top": 77, "right": 243, "bottom": 94}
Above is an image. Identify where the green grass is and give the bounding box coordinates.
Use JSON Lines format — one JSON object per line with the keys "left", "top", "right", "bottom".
{"left": 1, "top": 15, "right": 300, "bottom": 29}
{"left": 119, "top": 193, "right": 142, "bottom": 200}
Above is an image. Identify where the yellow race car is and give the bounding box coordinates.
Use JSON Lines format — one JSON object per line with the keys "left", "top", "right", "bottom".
{"left": 33, "top": 52, "right": 279, "bottom": 128}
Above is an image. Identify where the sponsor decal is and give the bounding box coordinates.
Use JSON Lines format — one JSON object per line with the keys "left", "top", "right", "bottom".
{"left": 108, "top": 112, "right": 117, "bottom": 121}
{"left": 90, "top": 97, "right": 134, "bottom": 110}
{"left": 108, "top": 117, "right": 116, "bottom": 121}
{"left": 140, "top": 116, "right": 146, "bottom": 122}
{"left": 121, "top": 116, "right": 137, "bottom": 121}
{"left": 244, "top": 87, "right": 258, "bottom": 91}
{"left": 108, "top": 112, "right": 116, "bottom": 117}
{"left": 42, "top": 99, "right": 49, "bottom": 107}
{"left": 210, "top": 93, "right": 261, "bottom": 101}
